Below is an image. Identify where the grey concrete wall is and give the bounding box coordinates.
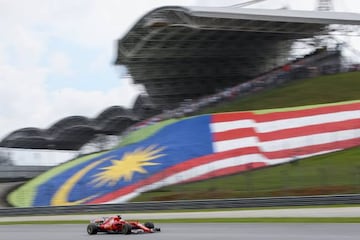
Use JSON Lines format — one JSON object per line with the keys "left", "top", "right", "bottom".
{"left": 0, "top": 166, "right": 50, "bottom": 179}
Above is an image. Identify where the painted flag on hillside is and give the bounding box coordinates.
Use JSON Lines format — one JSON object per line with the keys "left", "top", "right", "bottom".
{"left": 22, "top": 101, "right": 360, "bottom": 206}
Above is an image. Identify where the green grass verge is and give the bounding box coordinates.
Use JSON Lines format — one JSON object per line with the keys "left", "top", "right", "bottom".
{"left": 118, "top": 119, "right": 178, "bottom": 147}
{"left": 200, "top": 71, "right": 360, "bottom": 114}
{"left": 254, "top": 100, "right": 360, "bottom": 114}
{"left": 2, "top": 218, "right": 360, "bottom": 225}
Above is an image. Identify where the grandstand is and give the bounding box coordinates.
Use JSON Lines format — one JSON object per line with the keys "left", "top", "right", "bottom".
{"left": 115, "top": 6, "right": 360, "bottom": 109}
{"left": 1, "top": 3, "right": 360, "bottom": 163}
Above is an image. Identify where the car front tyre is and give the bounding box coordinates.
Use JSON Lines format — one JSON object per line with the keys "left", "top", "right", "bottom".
{"left": 87, "top": 223, "right": 98, "bottom": 235}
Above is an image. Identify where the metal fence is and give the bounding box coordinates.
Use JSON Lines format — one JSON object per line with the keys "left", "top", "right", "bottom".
{"left": 1, "top": 194, "right": 360, "bottom": 216}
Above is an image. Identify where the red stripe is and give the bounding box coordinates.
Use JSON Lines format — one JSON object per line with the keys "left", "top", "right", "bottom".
{"left": 259, "top": 119, "right": 360, "bottom": 141}
{"left": 213, "top": 127, "right": 256, "bottom": 141}
{"left": 213, "top": 119, "right": 360, "bottom": 142}
{"left": 211, "top": 102, "right": 360, "bottom": 123}
{"left": 212, "top": 112, "right": 254, "bottom": 123}
{"left": 88, "top": 137, "right": 359, "bottom": 204}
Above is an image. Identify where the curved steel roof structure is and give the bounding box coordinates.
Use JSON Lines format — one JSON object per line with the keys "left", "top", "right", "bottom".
{"left": 115, "top": 6, "right": 360, "bottom": 108}
{"left": 0, "top": 106, "right": 139, "bottom": 150}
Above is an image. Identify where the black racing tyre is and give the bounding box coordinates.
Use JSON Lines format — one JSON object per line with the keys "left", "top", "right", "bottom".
{"left": 87, "top": 223, "right": 98, "bottom": 235}
{"left": 144, "top": 222, "right": 154, "bottom": 229}
{"left": 121, "top": 223, "right": 132, "bottom": 234}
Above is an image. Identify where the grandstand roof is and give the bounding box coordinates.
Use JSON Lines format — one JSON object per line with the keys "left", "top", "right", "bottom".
{"left": 186, "top": 7, "right": 360, "bottom": 25}
{"left": 0, "top": 106, "right": 138, "bottom": 150}
{"left": 115, "top": 6, "right": 360, "bottom": 108}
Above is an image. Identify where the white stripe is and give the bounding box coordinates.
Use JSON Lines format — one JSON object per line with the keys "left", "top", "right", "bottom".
{"left": 213, "top": 136, "right": 259, "bottom": 152}
{"left": 214, "top": 129, "right": 360, "bottom": 153}
{"left": 211, "top": 110, "right": 360, "bottom": 133}
{"left": 260, "top": 129, "right": 360, "bottom": 152}
{"left": 106, "top": 192, "right": 140, "bottom": 204}
{"left": 257, "top": 110, "right": 360, "bottom": 133}
{"left": 210, "top": 119, "right": 255, "bottom": 132}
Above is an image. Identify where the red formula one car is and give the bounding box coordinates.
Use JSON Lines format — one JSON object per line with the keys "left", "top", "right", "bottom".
{"left": 86, "top": 215, "right": 161, "bottom": 235}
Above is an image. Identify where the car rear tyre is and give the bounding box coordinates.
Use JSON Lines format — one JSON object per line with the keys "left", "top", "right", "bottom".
{"left": 87, "top": 223, "right": 98, "bottom": 235}
{"left": 122, "top": 223, "right": 132, "bottom": 234}
{"left": 144, "top": 222, "right": 154, "bottom": 229}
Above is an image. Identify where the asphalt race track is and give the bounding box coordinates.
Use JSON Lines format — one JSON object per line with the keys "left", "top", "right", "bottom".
{"left": 1, "top": 223, "right": 360, "bottom": 240}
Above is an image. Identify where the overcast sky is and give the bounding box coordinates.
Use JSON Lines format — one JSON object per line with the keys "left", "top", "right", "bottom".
{"left": 0, "top": 0, "right": 359, "bottom": 140}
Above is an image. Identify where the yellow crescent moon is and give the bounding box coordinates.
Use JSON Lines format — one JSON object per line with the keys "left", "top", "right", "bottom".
{"left": 51, "top": 157, "right": 110, "bottom": 206}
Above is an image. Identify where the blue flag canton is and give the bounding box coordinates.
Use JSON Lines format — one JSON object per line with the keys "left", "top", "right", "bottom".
{"left": 34, "top": 115, "right": 213, "bottom": 206}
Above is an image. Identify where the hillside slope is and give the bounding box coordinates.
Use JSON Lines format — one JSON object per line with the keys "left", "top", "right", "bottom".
{"left": 7, "top": 72, "right": 360, "bottom": 206}
{"left": 201, "top": 71, "right": 360, "bottom": 114}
